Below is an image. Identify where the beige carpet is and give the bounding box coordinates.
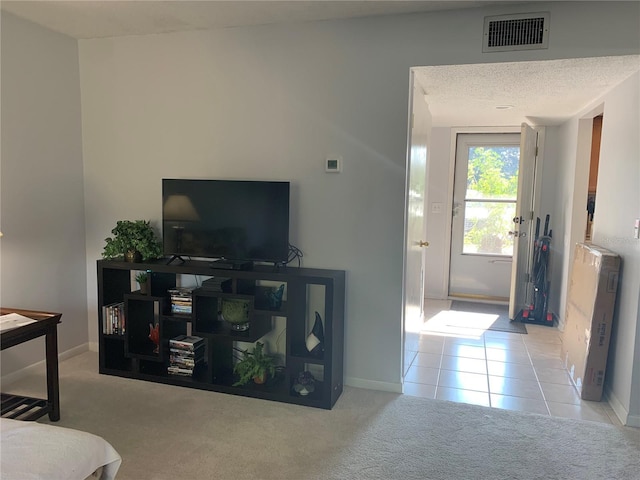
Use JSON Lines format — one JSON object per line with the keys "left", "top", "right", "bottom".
{"left": 3, "top": 352, "right": 639, "bottom": 480}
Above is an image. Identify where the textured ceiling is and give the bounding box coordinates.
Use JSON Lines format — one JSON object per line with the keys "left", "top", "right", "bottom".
{"left": 0, "top": 1, "right": 511, "bottom": 39}
{"left": 415, "top": 56, "right": 640, "bottom": 126}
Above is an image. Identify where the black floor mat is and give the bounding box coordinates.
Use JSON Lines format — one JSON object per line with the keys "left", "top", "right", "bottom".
{"left": 449, "top": 301, "right": 527, "bottom": 334}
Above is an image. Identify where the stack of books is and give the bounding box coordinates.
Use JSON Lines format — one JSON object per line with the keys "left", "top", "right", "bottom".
{"left": 201, "top": 277, "right": 232, "bottom": 293}
{"left": 102, "top": 302, "right": 125, "bottom": 335}
{"left": 168, "top": 335, "right": 205, "bottom": 377}
{"left": 168, "top": 288, "right": 193, "bottom": 315}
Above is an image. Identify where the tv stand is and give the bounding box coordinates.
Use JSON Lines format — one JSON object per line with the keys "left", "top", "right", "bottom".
{"left": 96, "top": 258, "right": 345, "bottom": 409}
{"left": 209, "top": 259, "right": 253, "bottom": 271}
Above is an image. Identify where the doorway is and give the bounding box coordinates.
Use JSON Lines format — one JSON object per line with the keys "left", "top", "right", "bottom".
{"left": 402, "top": 72, "right": 431, "bottom": 378}
{"left": 585, "top": 115, "right": 603, "bottom": 241}
{"left": 448, "top": 133, "right": 521, "bottom": 302}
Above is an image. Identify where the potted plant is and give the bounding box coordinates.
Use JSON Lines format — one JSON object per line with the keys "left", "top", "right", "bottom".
{"left": 233, "top": 342, "right": 276, "bottom": 386}
{"left": 102, "top": 220, "right": 163, "bottom": 262}
{"left": 135, "top": 272, "right": 149, "bottom": 294}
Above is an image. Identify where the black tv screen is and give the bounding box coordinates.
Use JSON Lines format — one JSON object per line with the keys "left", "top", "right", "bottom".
{"left": 162, "top": 179, "right": 290, "bottom": 263}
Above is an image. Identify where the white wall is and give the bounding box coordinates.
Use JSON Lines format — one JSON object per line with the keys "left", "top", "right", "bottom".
{"left": 424, "top": 128, "right": 451, "bottom": 299}
{"left": 78, "top": 2, "right": 640, "bottom": 390}
{"left": 591, "top": 72, "right": 640, "bottom": 425}
{"left": 78, "top": 21, "right": 410, "bottom": 390}
{"left": 2, "top": 2, "right": 638, "bottom": 391}
{"left": 546, "top": 72, "right": 640, "bottom": 425}
{"left": 537, "top": 126, "right": 565, "bottom": 317}
{"left": 0, "top": 13, "right": 87, "bottom": 378}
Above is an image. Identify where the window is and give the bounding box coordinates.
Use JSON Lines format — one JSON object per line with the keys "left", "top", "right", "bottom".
{"left": 462, "top": 145, "right": 519, "bottom": 256}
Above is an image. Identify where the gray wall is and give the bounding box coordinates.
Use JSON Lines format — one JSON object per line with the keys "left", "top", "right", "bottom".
{"left": 1, "top": 12, "right": 87, "bottom": 377}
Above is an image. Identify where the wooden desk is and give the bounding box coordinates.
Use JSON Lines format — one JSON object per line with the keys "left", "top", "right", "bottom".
{"left": 1, "top": 308, "right": 62, "bottom": 421}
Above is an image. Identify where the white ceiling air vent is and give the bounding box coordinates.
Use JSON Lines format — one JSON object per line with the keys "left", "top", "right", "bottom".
{"left": 483, "top": 12, "right": 549, "bottom": 52}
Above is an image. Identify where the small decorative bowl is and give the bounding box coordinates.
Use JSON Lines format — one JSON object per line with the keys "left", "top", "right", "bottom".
{"left": 293, "top": 371, "right": 316, "bottom": 396}
{"left": 220, "top": 298, "right": 251, "bottom": 331}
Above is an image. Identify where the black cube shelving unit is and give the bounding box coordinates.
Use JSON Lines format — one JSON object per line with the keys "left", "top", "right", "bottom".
{"left": 97, "top": 259, "right": 345, "bottom": 409}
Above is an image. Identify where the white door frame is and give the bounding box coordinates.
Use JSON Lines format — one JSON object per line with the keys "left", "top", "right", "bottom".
{"left": 402, "top": 71, "right": 431, "bottom": 382}
{"left": 441, "top": 126, "right": 546, "bottom": 301}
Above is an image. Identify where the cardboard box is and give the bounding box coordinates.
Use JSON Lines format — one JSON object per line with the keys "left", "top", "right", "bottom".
{"left": 561, "top": 243, "right": 620, "bottom": 401}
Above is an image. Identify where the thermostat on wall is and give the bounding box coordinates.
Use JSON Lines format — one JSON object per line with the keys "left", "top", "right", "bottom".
{"left": 325, "top": 156, "right": 342, "bottom": 173}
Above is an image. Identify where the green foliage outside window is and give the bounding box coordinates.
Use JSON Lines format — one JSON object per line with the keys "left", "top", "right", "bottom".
{"left": 464, "top": 146, "right": 519, "bottom": 255}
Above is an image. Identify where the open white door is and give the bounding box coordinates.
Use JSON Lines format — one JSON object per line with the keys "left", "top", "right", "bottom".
{"left": 448, "top": 133, "right": 521, "bottom": 300}
{"left": 403, "top": 72, "right": 430, "bottom": 376}
{"left": 508, "top": 123, "right": 538, "bottom": 319}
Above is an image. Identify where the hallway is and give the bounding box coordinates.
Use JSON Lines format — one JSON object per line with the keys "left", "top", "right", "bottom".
{"left": 404, "top": 300, "right": 620, "bottom": 425}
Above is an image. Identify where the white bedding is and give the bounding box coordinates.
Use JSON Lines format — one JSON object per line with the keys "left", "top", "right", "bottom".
{"left": 0, "top": 418, "right": 121, "bottom": 480}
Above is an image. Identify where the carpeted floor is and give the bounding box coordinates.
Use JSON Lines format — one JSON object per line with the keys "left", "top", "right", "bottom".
{"left": 450, "top": 300, "right": 527, "bottom": 334}
{"left": 3, "top": 351, "right": 639, "bottom": 480}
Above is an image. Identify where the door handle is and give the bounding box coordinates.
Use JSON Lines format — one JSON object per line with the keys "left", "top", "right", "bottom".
{"left": 452, "top": 203, "right": 461, "bottom": 217}
{"left": 513, "top": 216, "right": 524, "bottom": 224}
{"left": 508, "top": 231, "right": 527, "bottom": 238}
{"left": 419, "top": 241, "right": 430, "bottom": 247}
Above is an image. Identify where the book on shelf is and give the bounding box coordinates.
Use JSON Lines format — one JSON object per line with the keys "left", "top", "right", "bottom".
{"left": 168, "top": 287, "right": 194, "bottom": 298}
{"left": 169, "top": 335, "right": 204, "bottom": 351}
{"left": 201, "top": 277, "right": 232, "bottom": 293}
{"left": 169, "top": 288, "right": 193, "bottom": 315}
{"left": 171, "top": 305, "right": 192, "bottom": 315}
{"left": 169, "top": 357, "right": 198, "bottom": 368}
{"left": 167, "top": 365, "right": 197, "bottom": 376}
{"left": 171, "top": 300, "right": 192, "bottom": 306}
{"left": 169, "top": 349, "right": 204, "bottom": 362}
{"left": 168, "top": 335, "right": 205, "bottom": 376}
{"left": 171, "top": 295, "right": 192, "bottom": 303}
{"left": 102, "top": 302, "right": 125, "bottom": 335}
{"left": 169, "top": 347, "right": 204, "bottom": 357}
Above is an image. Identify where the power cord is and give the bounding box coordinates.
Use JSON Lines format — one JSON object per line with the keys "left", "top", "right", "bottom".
{"left": 283, "top": 243, "right": 303, "bottom": 268}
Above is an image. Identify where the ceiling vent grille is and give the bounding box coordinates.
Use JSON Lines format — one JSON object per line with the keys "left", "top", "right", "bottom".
{"left": 483, "top": 12, "right": 549, "bottom": 52}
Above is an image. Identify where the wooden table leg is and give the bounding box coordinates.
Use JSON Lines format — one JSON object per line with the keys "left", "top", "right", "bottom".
{"left": 45, "top": 326, "right": 60, "bottom": 421}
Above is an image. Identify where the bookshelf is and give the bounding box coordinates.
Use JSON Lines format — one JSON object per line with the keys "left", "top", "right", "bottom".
{"left": 97, "top": 259, "right": 345, "bottom": 409}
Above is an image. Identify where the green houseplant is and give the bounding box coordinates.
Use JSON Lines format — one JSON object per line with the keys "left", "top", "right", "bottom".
{"left": 102, "top": 220, "right": 163, "bottom": 262}
{"left": 135, "top": 272, "right": 149, "bottom": 294}
{"left": 233, "top": 342, "right": 276, "bottom": 386}
{"left": 135, "top": 272, "right": 148, "bottom": 284}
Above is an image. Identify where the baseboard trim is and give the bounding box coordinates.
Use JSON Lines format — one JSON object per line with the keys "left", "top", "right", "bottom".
{"left": 89, "top": 341, "right": 99, "bottom": 352}
{"left": 604, "top": 386, "right": 631, "bottom": 426}
{"left": 627, "top": 413, "right": 640, "bottom": 428}
{"left": 448, "top": 293, "right": 509, "bottom": 304}
{"left": 345, "top": 377, "right": 402, "bottom": 393}
{"left": 1, "top": 343, "right": 89, "bottom": 387}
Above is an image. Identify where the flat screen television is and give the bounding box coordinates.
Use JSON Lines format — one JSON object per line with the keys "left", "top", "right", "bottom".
{"left": 162, "top": 179, "right": 290, "bottom": 264}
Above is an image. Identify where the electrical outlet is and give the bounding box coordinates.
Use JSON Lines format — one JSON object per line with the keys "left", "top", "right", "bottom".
{"left": 431, "top": 202, "right": 443, "bottom": 214}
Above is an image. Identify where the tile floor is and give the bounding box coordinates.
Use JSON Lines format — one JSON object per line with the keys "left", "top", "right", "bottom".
{"left": 403, "top": 300, "right": 621, "bottom": 426}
